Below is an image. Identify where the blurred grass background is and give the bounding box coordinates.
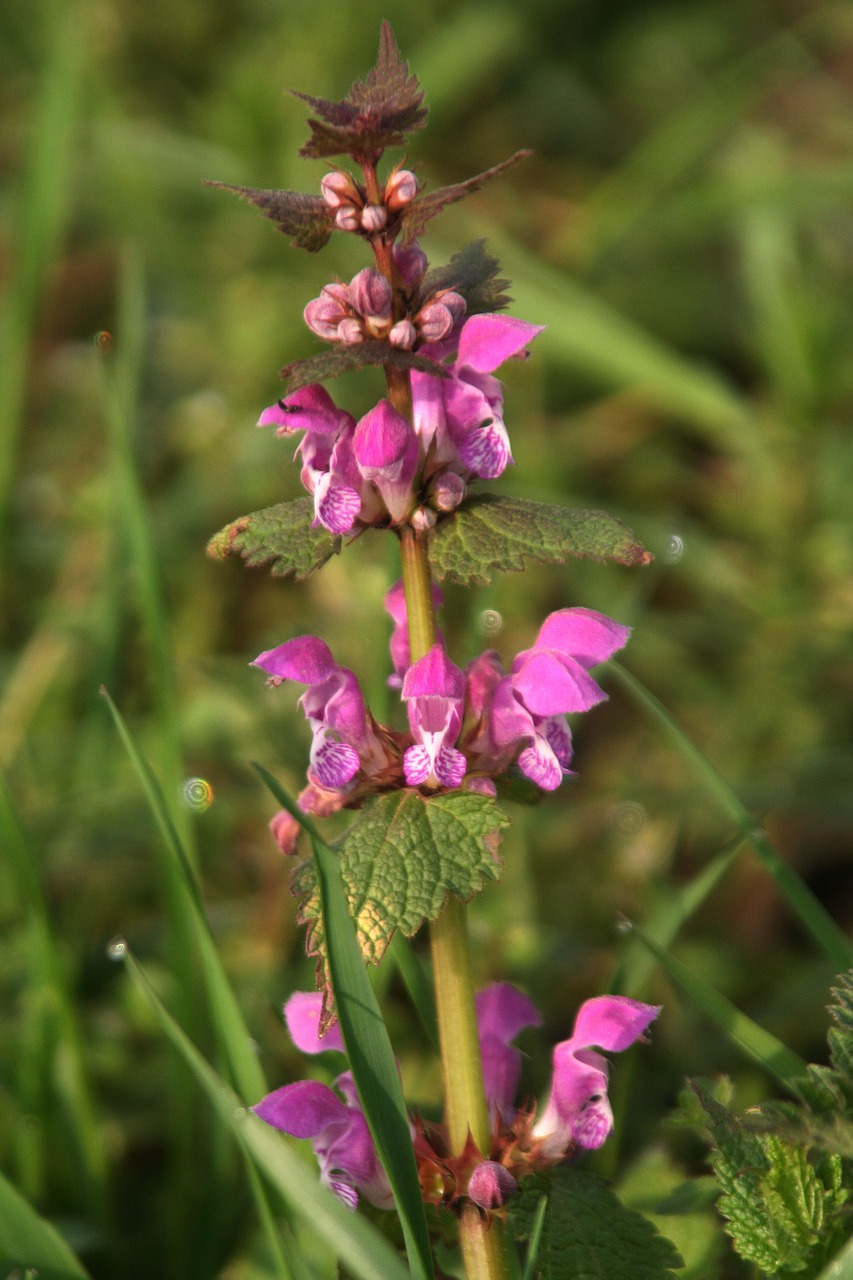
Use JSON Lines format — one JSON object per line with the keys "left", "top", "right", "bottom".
{"left": 2, "top": 0, "right": 853, "bottom": 1275}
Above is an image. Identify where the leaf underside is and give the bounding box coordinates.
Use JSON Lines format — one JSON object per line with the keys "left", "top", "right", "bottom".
{"left": 205, "top": 182, "right": 334, "bottom": 251}
{"left": 401, "top": 152, "right": 531, "bottom": 244}
{"left": 292, "top": 789, "right": 508, "bottom": 1008}
{"left": 511, "top": 1167, "right": 683, "bottom": 1280}
{"left": 419, "top": 239, "right": 513, "bottom": 316}
{"left": 206, "top": 495, "right": 340, "bottom": 580}
{"left": 281, "top": 341, "right": 451, "bottom": 392}
{"left": 429, "top": 494, "right": 653, "bottom": 585}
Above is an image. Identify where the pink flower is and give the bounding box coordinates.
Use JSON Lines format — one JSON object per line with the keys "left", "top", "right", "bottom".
{"left": 476, "top": 982, "right": 541, "bottom": 1123}
{"left": 411, "top": 313, "right": 544, "bottom": 482}
{"left": 253, "top": 992, "right": 393, "bottom": 1211}
{"left": 402, "top": 644, "right": 467, "bottom": 789}
{"left": 384, "top": 578, "right": 445, "bottom": 684}
{"left": 252, "top": 635, "right": 389, "bottom": 790}
{"left": 353, "top": 400, "right": 419, "bottom": 523}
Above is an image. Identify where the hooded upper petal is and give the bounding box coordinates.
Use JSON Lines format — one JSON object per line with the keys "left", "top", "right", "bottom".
{"left": 284, "top": 991, "right": 345, "bottom": 1055}
{"left": 253, "top": 636, "right": 337, "bottom": 685}
{"left": 456, "top": 314, "right": 545, "bottom": 374}
{"left": 532, "top": 608, "right": 631, "bottom": 669}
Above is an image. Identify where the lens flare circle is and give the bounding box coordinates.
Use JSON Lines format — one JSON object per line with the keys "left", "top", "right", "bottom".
{"left": 182, "top": 777, "right": 214, "bottom": 812}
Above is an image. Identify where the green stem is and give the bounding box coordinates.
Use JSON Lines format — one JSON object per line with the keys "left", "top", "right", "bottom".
{"left": 460, "top": 1206, "right": 511, "bottom": 1280}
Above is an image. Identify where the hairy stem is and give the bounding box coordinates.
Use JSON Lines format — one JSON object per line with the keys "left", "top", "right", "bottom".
{"left": 460, "top": 1205, "right": 512, "bottom": 1280}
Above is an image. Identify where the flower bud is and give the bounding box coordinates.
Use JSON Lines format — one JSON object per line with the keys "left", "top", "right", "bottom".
{"left": 335, "top": 206, "right": 361, "bottom": 232}
{"left": 349, "top": 268, "right": 392, "bottom": 321}
{"left": 360, "top": 204, "right": 388, "bottom": 233}
{"left": 467, "top": 1161, "right": 517, "bottom": 1211}
{"left": 437, "top": 290, "right": 467, "bottom": 324}
{"left": 320, "top": 170, "right": 358, "bottom": 209}
{"left": 388, "top": 319, "right": 417, "bottom": 350}
{"left": 337, "top": 318, "right": 364, "bottom": 345}
{"left": 269, "top": 809, "right": 301, "bottom": 856}
{"left": 384, "top": 167, "right": 418, "bottom": 210}
{"left": 416, "top": 301, "right": 454, "bottom": 344}
{"left": 429, "top": 470, "right": 466, "bottom": 512}
{"left": 304, "top": 293, "right": 347, "bottom": 341}
{"left": 411, "top": 506, "right": 437, "bottom": 532}
{"left": 392, "top": 242, "right": 428, "bottom": 290}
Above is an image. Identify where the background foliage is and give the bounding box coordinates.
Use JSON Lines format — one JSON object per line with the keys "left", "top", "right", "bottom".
{"left": 2, "top": 0, "right": 852, "bottom": 1276}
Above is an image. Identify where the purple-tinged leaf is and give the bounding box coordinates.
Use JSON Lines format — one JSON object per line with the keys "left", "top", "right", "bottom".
{"left": 401, "top": 151, "right": 531, "bottom": 243}
{"left": 206, "top": 496, "right": 340, "bottom": 579}
{"left": 281, "top": 341, "right": 450, "bottom": 393}
{"left": 418, "top": 240, "right": 513, "bottom": 316}
{"left": 293, "top": 21, "right": 427, "bottom": 159}
{"left": 205, "top": 182, "right": 334, "bottom": 252}
{"left": 429, "top": 494, "right": 653, "bottom": 585}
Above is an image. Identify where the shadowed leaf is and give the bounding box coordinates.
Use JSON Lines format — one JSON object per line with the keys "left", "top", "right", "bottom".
{"left": 205, "top": 182, "right": 334, "bottom": 251}
{"left": 207, "top": 495, "right": 340, "bottom": 579}
{"left": 418, "top": 239, "right": 512, "bottom": 314}
{"left": 280, "top": 340, "right": 450, "bottom": 391}
{"left": 429, "top": 494, "right": 653, "bottom": 584}
{"left": 401, "top": 151, "right": 531, "bottom": 243}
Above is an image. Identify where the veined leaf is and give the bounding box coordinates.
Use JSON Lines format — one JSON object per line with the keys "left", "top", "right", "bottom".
{"left": 207, "top": 495, "right": 340, "bottom": 580}
{"left": 429, "top": 494, "right": 652, "bottom": 584}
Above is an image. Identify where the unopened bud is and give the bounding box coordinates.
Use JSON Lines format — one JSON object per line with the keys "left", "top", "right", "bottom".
{"left": 416, "top": 301, "right": 454, "bottom": 344}
{"left": 389, "top": 319, "right": 417, "bottom": 349}
{"left": 304, "top": 293, "right": 347, "bottom": 341}
{"left": 467, "top": 1162, "right": 517, "bottom": 1211}
{"left": 411, "top": 506, "right": 437, "bottom": 532}
{"left": 385, "top": 168, "right": 418, "bottom": 210}
{"left": 337, "top": 318, "right": 364, "bottom": 345}
{"left": 429, "top": 470, "right": 466, "bottom": 512}
{"left": 437, "top": 290, "right": 467, "bottom": 324}
{"left": 349, "top": 268, "right": 392, "bottom": 321}
{"left": 269, "top": 809, "right": 301, "bottom": 856}
{"left": 360, "top": 204, "right": 388, "bottom": 233}
{"left": 321, "top": 170, "right": 358, "bottom": 209}
{"left": 392, "top": 242, "right": 428, "bottom": 290}
{"left": 335, "top": 206, "right": 361, "bottom": 232}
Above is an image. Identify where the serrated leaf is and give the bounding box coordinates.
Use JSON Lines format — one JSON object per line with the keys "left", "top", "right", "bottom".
{"left": 510, "top": 1167, "right": 683, "bottom": 1280}
{"left": 419, "top": 239, "right": 513, "bottom": 315}
{"left": 428, "top": 494, "right": 652, "bottom": 585}
{"left": 204, "top": 181, "right": 334, "bottom": 251}
{"left": 828, "top": 972, "right": 853, "bottom": 1097}
{"left": 294, "top": 21, "right": 427, "bottom": 159}
{"left": 401, "top": 151, "right": 531, "bottom": 242}
{"left": 292, "top": 789, "right": 508, "bottom": 1003}
{"left": 280, "top": 340, "right": 450, "bottom": 392}
{"left": 206, "top": 495, "right": 339, "bottom": 579}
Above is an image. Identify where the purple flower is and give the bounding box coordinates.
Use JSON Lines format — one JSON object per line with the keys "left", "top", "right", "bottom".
{"left": 385, "top": 579, "right": 445, "bottom": 684}
{"left": 467, "top": 1161, "right": 517, "bottom": 1211}
{"left": 402, "top": 644, "right": 467, "bottom": 789}
{"left": 411, "top": 313, "right": 544, "bottom": 482}
{"left": 353, "top": 400, "right": 419, "bottom": 523}
{"left": 533, "top": 995, "right": 660, "bottom": 1155}
{"left": 476, "top": 983, "right": 542, "bottom": 1123}
{"left": 474, "top": 983, "right": 659, "bottom": 1157}
{"left": 253, "top": 635, "right": 389, "bottom": 790}
{"left": 253, "top": 992, "right": 393, "bottom": 1211}
{"left": 490, "top": 607, "right": 630, "bottom": 791}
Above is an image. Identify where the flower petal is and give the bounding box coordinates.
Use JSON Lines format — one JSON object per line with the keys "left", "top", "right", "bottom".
{"left": 284, "top": 991, "right": 345, "bottom": 1055}
{"left": 403, "top": 744, "right": 432, "bottom": 787}
{"left": 459, "top": 419, "right": 513, "bottom": 479}
{"left": 253, "top": 636, "right": 337, "bottom": 685}
{"left": 533, "top": 607, "right": 631, "bottom": 668}
{"left": 312, "top": 737, "right": 360, "bottom": 789}
{"left": 253, "top": 1080, "right": 348, "bottom": 1138}
{"left": 402, "top": 644, "right": 465, "bottom": 700}
{"left": 476, "top": 983, "right": 542, "bottom": 1044}
{"left": 512, "top": 650, "right": 607, "bottom": 715}
{"left": 456, "top": 314, "right": 545, "bottom": 373}
{"left": 570, "top": 995, "right": 660, "bottom": 1054}
{"left": 518, "top": 737, "right": 563, "bottom": 791}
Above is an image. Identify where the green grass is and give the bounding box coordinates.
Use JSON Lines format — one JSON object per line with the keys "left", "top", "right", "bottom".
{"left": 2, "top": 0, "right": 852, "bottom": 1275}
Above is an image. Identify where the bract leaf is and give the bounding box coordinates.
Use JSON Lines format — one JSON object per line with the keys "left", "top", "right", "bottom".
{"left": 292, "top": 788, "right": 508, "bottom": 1008}
{"left": 429, "top": 494, "right": 653, "bottom": 584}
{"left": 418, "top": 239, "right": 513, "bottom": 315}
{"left": 205, "top": 182, "right": 334, "bottom": 251}
{"left": 280, "top": 340, "right": 451, "bottom": 392}
{"left": 401, "top": 151, "right": 531, "bottom": 243}
{"left": 510, "top": 1167, "right": 683, "bottom": 1280}
{"left": 294, "top": 21, "right": 427, "bottom": 159}
{"left": 206, "top": 495, "right": 340, "bottom": 579}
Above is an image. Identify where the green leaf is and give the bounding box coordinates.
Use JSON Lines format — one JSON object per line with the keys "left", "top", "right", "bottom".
{"left": 428, "top": 494, "right": 652, "bottom": 585}
{"left": 294, "top": 21, "right": 427, "bottom": 159}
{"left": 0, "top": 1169, "right": 92, "bottom": 1280}
{"left": 206, "top": 495, "right": 340, "bottom": 580}
{"left": 293, "top": 788, "right": 508, "bottom": 1003}
{"left": 204, "top": 182, "right": 334, "bottom": 251}
{"left": 280, "top": 340, "right": 450, "bottom": 391}
{"left": 418, "top": 239, "right": 513, "bottom": 315}
{"left": 827, "top": 972, "right": 853, "bottom": 1097}
{"left": 510, "top": 1167, "right": 683, "bottom": 1280}
{"left": 401, "top": 151, "right": 531, "bottom": 242}
{"left": 121, "top": 949, "right": 413, "bottom": 1280}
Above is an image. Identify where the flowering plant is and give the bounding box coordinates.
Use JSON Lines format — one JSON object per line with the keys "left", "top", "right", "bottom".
{"left": 207, "top": 23, "right": 671, "bottom": 1280}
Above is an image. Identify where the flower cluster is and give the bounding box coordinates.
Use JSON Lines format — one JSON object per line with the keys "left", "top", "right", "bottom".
{"left": 260, "top": 306, "right": 543, "bottom": 535}
{"left": 254, "top": 599, "right": 630, "bottom": 847}
{"left": 254, "top": 984, "right": 659, "bottom": 1212}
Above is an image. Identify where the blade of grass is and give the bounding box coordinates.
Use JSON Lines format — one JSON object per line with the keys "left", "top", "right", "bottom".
{"left": 626, "top": 920, "right": 807, "bottom": 1088}
{"left": 814, "top": 1231, "right": 853, "bottom": 1280}
{"left": 0, "top": 3, "right": 85, "bottom": 535}
{"left": 610, "top": 831, "right": 744, "bottom": 999}
{"left": 0, "top": 1168, "right": 92, "bottom": 1280}
{"left": 610, "top": 662, "right": 853, "bottom": 972}
{"left": 100, "top": 690, "right": 298, "bottom": 1279}
{"left": 121, "top": 947, "right": 412, "bottom": 1280}
{"left": 0, "top": 767, "right": 107, "bottom": 1216}
{"left": 254, "top": 762, "right": 435, "bottom": 1280}
{"left": 521, "top": 1194, "right": 549, "bottom": 1280}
